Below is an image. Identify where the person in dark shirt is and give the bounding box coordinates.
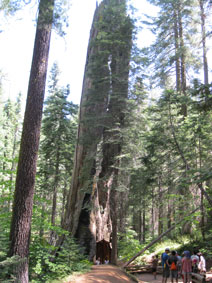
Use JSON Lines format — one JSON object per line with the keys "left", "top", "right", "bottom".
{"left": 161, "top": 248, "right": 170, "bottom": 283}
{"left": 168, "top": 250, "right": 179, "bottom": 283}
{"left": 151, "top": 254, "right": 159, "bottom": 279}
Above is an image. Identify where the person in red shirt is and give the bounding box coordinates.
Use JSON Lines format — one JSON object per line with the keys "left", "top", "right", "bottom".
{"left": 181, "top": 251, "right": 192, "bottom": 283}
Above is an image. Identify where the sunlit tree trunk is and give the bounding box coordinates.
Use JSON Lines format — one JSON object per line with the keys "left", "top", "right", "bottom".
{"left": 199, "top": 0, "right": 209, "bottom": 85}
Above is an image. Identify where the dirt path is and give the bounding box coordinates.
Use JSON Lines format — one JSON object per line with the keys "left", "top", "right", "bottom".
{"left": 138, "top": 273, "right": 212, "bottom": 282}
{"left": 67, "top": 267, "right": 212, "bottom": 283}
{"left": 68, "top": 265, "right": 135, "bottom": 283}
{"left": 137, "top": 273, "right": 183, "bottom": 282}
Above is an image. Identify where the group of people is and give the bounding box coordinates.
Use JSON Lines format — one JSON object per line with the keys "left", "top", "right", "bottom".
{"left": 151, "top": 247, "right": 206, "bottom": 283}
{"left": 95, "top": 257, "right": 109, "bottom": 265}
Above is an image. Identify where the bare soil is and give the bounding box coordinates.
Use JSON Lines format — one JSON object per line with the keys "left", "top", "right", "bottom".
{"left": 68, "top": 264, "right": 135, "bottom": 283}
{"left": 137, "top": 273, "right": 212, "bottom": 282}
{"left": 66, "top": 266, "right": 212, "bottom": 283}
{"left": 137, "top": 273, "right": 183, "bottom": 282}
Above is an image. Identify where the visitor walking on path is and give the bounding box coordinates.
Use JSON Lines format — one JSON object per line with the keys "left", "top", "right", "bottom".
{"left": 181, "top": 251, "right": 192, "bottom": 283}
{"left": 161, "top": 248, "right": 170, "bottom": 283}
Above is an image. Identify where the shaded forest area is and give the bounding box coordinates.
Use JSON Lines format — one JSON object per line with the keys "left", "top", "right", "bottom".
{"left": 0, "top": 0, "right": 212, "bottom": 282}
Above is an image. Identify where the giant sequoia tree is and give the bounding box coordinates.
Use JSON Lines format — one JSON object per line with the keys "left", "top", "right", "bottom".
{"left": 8, "top": 0, "right": 55, "bottom": 281}
{"left": 62, "top": 0, "right": 132, "bottom": 264}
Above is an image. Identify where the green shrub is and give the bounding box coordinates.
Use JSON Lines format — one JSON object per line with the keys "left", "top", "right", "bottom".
{"left": 118, "top": 229, "right": 144, "bottom": 263}
{"left": 30, "top": 236, "right": 91, "bottom": 282}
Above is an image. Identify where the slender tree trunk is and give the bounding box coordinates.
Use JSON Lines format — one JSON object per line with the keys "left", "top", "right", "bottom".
{"left": 8, "top": 1, "right": 54, "bottom": 281}
{"left": 173, "top": 7, "right": 181, "bottom": 92}
{"left": 178, "top": 11, "right": 186, "bottom": 95}
{"left": 138, "top": 209, "right": 142, "bottom": 243}
{"left": 199, "top": 0, "right": 209, "bottom": 85}
{"left": 198, "top": 137, "right": 205, "bottom": 239}
{"left": 39, "top": 192, "right": 46, "bottom": 239}
{"left": 61, "top": 180, "right": 67, "bottom": 226}
{"left": 158, "top": 177, "right": 163, "bottom": 235}
{"left": 178, "top": 5, "right": 187, "bottom": 116}
{"left": 167, "top": 156, "right": 172, "bottom": 230}
{"left": 142, "top": 208, "right": 146, "bottom": 243}
{"left": 49, "top": 149, "right": 60, "bottom": 245}
{"left": 151, "top": 190, "right": 155, "bottom": 238}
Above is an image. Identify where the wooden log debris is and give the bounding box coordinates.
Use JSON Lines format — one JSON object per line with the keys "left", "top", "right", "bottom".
{"left": 191, "top": 272, "right": 206, "bottom": 283}
{"left": 125, "top": 264, "right": 162, "bottom": 274}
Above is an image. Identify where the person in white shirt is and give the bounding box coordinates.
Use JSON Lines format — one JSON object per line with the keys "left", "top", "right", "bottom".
{"left": 104, "top": 257, "right": 109, "bottom": 264}
{"left": 198, "top": 252, "right": 206, "bottom": 274}
{"left": 96, "top": 257, "right": 101, "bottom": 265}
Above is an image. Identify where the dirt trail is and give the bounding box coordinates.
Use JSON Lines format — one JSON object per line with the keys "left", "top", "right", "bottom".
{"left": 69, "top": 265, "right": 135, "bottom": 283}
{"left": 137, "top": 273, "right": 183, "bottom": 282}
{"left": 68, "top": 266, "right": 212, "bottom": 283}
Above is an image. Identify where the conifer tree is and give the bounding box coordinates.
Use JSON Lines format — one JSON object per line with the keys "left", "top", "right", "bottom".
{"left": 38, "top": 62, "right": 78, "bottom": 244}
{"left": 8, "top": 0, "right": 55, "bottom": 281}
{"left": 146, "top": 0, "right": 201, "bottom": 92}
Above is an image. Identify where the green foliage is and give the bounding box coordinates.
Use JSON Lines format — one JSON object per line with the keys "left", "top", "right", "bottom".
{"left": 29, "top": 236, "right": 91, "bottom": 283}
{"left": 53, "top": 0, "right": 70, "bottom": 37}
{"left": 152, "top": 238, "right": 188, "bottom": 256}
{"left": 118, "top": 229, "right": 144, "bottom": 261}
{"left": 35, "top": 62, "right": 78, "bottom": 240}
{"left": 0, "top": 255, "right": 23, "bottom": 282}
{"left": 0, "top": 0, "right": 27, "bottom": 15}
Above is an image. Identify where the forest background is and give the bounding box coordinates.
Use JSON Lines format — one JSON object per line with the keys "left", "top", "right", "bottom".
{"left": 0, "top": 0, "right": 212, "bottom": 282}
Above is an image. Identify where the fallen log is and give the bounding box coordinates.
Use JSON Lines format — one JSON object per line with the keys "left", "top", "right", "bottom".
{"left": 123, "top": 207, "right": 200, "bottom": 267}
{"left": 126, "top": 264, "right": 163, "bottom": 274}
{"left": 191, "top": 272, "right": 206, "bottom": 283}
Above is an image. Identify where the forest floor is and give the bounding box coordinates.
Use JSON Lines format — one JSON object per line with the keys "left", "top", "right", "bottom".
{"left": 65, "top": 264, "right": 136, "bottom": 282}
{"left": 64, "top": 265, "right": 212, "bottom": 283}
{"left": 137, "top": 273, "right": 212, "bottom": 282}
{"left": 137, "top": 273, "right": 183, "bottom": 282}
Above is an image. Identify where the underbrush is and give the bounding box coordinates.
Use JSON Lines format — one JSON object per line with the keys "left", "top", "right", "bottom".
{"left": 118, "top": 229, "right": 212, "bottom": 266}
{"left": 0, "top": 235, "right": 91, "bottom": 283}
{"left": 30, "top": 236, "right": 92, "bottom": 283}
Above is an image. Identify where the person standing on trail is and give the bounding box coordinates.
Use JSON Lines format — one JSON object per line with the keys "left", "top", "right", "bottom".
{"left": 198, "top": 252, "right": 206, "bottom": 274}
{"left": 151, "top": 254, "right": 159, "bottom": 280}
{"left": 176, "top": 252, "right": 182, "bottom": 279}
{"left": 168, "top": 250, "right": 179, "bottom": 283}
{"left": 181, "top": 251, "right": 192, "bottom": 283}
{"left": 96, "top": 257, "right": 101, "bottom": 265}
{"left": 161, "top": 248, "right": 170, "bottom": 283}
{"left": 104, "top": 257, "right": 109, "bottom": 264}
{"left": 191, "top": 251, "right": 199, "bottom": 273}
